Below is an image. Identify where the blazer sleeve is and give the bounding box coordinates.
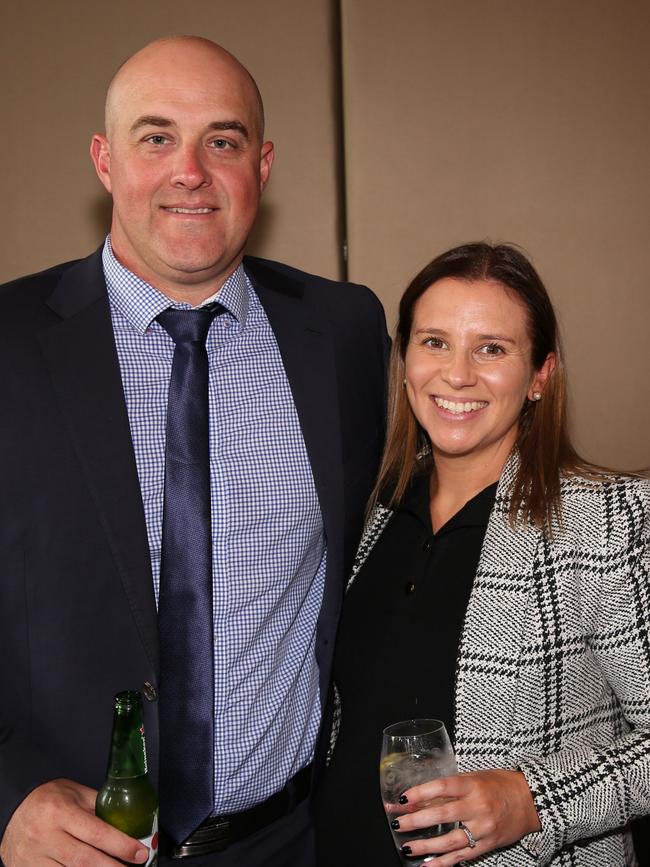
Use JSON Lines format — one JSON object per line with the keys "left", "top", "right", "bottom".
{"left": 517, "top": 477, "right": 650, "bottom": 864}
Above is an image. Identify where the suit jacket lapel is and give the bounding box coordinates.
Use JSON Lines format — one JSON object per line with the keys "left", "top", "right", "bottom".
{"left": 38, "top": 250, "right": 159, "bottom": 670}
{"left": 244, "top": 259, "right": 345, "bottom": 672}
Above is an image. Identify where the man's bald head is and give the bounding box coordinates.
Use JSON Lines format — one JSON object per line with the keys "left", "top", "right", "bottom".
{"left": 104, "top": 36, "right": 265, "bottom": 142}
{"left": 90, "top": 33, "right": 275, "bottom": 301}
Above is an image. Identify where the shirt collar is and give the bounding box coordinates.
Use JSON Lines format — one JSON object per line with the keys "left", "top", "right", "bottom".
{"left": 102, "top": 236, "right": 249, "bottom": 334}
{"left": 399, "top": 472, "right": 498, "bottom": 536}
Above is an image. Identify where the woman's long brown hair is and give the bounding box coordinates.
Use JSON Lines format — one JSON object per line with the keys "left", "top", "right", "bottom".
{"left": 371, "top": 242, "right": 619, "bottom": 531}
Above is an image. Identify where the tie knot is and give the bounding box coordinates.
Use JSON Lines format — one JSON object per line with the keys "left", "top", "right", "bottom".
{"left": 157, "top": 302, "right": 224, "bottom": 345}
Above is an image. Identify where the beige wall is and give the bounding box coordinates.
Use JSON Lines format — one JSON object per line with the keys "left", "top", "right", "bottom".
{"left": 1, "top": 1, "right": 648, "bottom": 467}
{"left": 341, "top": 0, "right": 650, "bottom": 468}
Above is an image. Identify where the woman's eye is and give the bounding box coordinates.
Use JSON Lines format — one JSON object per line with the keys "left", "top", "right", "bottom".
{"left": 424, "top": 336, "right": 445, "bottom": 349}
{"left": 479, "top": 343, "right": 504, "bottom": 355}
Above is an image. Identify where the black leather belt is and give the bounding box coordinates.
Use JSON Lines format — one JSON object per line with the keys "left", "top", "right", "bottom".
{"left": 164, "top": 764, "right": 312, "bottom": 859}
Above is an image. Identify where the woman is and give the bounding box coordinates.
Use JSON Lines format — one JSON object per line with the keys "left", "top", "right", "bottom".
{"left": 314, "top": 243, "right": 650, "bottom": 866}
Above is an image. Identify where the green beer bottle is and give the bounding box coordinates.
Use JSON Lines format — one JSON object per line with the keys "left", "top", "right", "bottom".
{"left": 96, "top": 690, "right": 159, "bottom": 865}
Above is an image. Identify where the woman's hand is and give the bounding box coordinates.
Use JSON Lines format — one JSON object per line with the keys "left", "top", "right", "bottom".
{"left": 393, "top": 768, "right": 541, "bottom": 865}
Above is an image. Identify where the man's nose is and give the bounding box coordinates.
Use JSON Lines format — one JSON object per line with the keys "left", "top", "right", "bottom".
{"left": 170, "top": 144, "right": 210, "bottom": 189}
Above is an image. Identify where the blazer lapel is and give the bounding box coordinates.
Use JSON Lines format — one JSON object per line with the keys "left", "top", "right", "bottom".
{"left": 38, "top": 250, "right": 159, "bottom": 670}
{"left": 454, "top": 456, "right": 542, "bottom": 769}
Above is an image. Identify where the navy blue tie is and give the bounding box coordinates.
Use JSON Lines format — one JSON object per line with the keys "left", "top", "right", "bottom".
{"left": 156, "top": 303, "right": 223, "bottom": 843}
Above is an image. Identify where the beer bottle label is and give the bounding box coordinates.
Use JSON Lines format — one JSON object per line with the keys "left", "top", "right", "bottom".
{"left": 138, "top": 812, "right": 159, "bottom": 865}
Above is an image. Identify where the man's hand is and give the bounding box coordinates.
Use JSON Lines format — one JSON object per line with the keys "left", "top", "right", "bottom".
{"left": 0, "top": 779, "right": 149, "bottom": 866}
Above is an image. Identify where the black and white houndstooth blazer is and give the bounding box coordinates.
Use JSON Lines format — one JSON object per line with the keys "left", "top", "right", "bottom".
{"left": 337, "top": 456, "right": 650, "bottom": 866}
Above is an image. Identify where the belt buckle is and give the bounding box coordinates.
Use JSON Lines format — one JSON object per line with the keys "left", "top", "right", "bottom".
{"left": 171, "top": 816, "right": 231, "bottom": 859}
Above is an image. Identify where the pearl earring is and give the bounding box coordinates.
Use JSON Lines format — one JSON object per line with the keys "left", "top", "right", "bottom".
{"left": 532, "top": 391, "right": 542, "bottom": 401}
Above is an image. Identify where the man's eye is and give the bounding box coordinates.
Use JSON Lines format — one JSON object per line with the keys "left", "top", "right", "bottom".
{"left": 146, "top": 135, "right": 167, "bottom": 145}
{"left": 210, "top": 138, "right": 233, "bottom": 149}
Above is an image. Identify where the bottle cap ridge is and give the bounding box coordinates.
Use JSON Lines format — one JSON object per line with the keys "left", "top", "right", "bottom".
{"left": 115, "top": 690, "right": 143, "bottom": 712}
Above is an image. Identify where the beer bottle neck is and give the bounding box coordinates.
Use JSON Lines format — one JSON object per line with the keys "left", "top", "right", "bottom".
{"left": 106, "top": 692, "right": 149, "bottom": 780}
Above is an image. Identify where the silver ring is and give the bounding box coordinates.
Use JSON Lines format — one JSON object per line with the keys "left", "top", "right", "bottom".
{"left": 459, "top": 821, "right": 477, "bottom": 849}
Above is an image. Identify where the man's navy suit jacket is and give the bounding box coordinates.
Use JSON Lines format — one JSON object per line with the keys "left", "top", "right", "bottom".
{"left": 0, "top": 248, "right": 389, "bottom": 839}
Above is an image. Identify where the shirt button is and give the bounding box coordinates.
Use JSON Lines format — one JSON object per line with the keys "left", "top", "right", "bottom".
{"left": 422, "top": 539, "right": 433, "bottom": 552}
{"left": 142, "top": 681, "right": 158, "bottom": 702}
{"left": 404, "top": 582, "right": 416, "bottom": 595}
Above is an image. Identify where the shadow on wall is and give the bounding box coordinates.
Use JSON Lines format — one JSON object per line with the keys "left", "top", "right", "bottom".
{"left": 90, "top": 195, "right": 113, "bottom": 245}
{"left": 246, "top": 199, "right": 275, "bottom": 259}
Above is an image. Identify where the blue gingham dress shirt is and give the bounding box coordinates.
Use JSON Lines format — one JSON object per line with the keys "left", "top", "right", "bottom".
{"left": 103, "top": 238, "right": 326, "bottom": 814}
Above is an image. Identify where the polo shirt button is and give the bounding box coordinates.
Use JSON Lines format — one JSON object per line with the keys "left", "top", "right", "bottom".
{"left": 422, "top": 539, "right": 433, "bottom": 552}
{"left": 404, "top": 582, "right": 416, "bottom": 595}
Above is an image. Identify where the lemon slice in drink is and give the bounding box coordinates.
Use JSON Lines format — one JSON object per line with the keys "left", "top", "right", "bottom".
{"left": 379, "top": 752, "right": 403, "bottom": 773}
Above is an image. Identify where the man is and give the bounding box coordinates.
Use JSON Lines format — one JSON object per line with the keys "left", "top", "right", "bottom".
{"left": 0, "top": 36, "right": 389, "bottom": 866}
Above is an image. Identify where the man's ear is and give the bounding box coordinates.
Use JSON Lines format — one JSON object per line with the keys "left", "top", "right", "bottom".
{"left": 90, "top": 134, "right": 113, "bottom": 194}
{"left": 259, "top": 140, "right": 275, "bottom": 192}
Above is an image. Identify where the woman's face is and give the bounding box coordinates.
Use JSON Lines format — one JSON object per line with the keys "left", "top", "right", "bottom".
{"left": 404, "top": 277, "right": 554, "bottom": 471}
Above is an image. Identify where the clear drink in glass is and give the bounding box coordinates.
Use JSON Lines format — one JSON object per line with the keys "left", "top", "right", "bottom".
{"left": 380, "top": 719, "right": 457, "bottom": 866}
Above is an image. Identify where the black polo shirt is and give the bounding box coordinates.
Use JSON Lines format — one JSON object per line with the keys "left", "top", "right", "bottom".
{"left": 314, "top": 475, "right": 497, "bottom": 866}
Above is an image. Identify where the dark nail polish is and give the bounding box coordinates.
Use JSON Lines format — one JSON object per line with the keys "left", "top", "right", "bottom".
{"left": 401, "top": 845, "right": 412, "bottom": 856}
{"left": 390, "top": 818, "right": 400, "bottom": 830}
{"left": 398, "top": 793, "right": 409, "bottom": 805}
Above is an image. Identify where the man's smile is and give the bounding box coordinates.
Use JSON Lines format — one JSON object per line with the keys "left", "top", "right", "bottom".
{"left": 162, "top": 206, "right": 218, "bottom": 214}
